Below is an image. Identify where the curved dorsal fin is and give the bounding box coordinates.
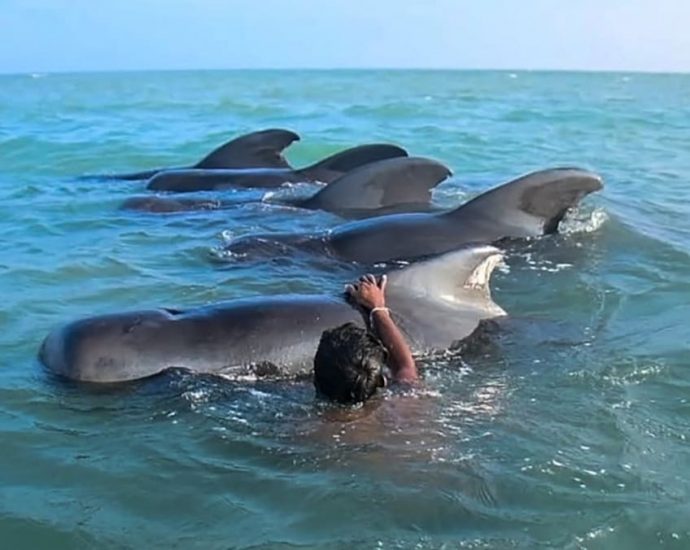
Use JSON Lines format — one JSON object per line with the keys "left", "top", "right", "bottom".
{"left": 196, "top": 128, "right": 300, "bottom": 169}
{"left": 443, "top": 167, "right": 603, "bottom": 236}
{"left": 300, "top": 143, "right": 408, "bottom": 182}
{"left": 384, "top": 245, "right": 506, "bottom": 351}
{"left": 386, "top": 244, "right": 504, "bottom": 308}
{"left": 301, "top": 156, "right": 450, "bottom": 213}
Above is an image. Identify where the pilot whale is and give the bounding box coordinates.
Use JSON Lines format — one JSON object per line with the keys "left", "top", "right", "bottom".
{"left": 144, "top": 143, "right": 410, "bottom": 191}
{"left": 91, "top": 128, "right": 408, "bottom": 185}
{"left": 122, "top": 156, "right": 452, "bottom": 218}
{"left": 222, "top": 167, "right": 604, "bottom": 264}
{"left": 39, "top": 246, "right": 505, "bottom": 383}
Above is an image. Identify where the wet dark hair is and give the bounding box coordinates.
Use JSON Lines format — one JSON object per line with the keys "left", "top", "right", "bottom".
{"left": 313, "top": 322, "right": 387, "bottom": 404}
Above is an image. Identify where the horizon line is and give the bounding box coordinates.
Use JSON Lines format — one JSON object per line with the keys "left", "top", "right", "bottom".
{"left": 2, "top": 66, "right": 689, "bottom": 77}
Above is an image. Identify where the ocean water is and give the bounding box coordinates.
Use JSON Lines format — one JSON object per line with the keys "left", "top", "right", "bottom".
{"left": 1, "top": 70, "right": 689, "bottom": 549}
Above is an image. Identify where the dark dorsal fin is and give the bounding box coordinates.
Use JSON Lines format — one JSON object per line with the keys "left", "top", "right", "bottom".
{"left": 443, "top": 167, "right": 603, "bottom": 236}
{"left": 299, "top": 144, "right": 408, "bottom": 183}
{"left": 195, "top": 129, "right": 300, "bottom": 169}
{"left": 300, "top": 157, "right": 450, "bottom": 213}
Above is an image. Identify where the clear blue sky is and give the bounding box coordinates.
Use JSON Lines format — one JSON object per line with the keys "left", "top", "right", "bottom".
{"left": 1, "top": 0, "right": 689, "bottom": 74}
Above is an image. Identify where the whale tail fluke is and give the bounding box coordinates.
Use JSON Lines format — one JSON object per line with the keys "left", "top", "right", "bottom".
{"left": 300, "top": 156, "right": 450, "bottom": 215}
{"left": 444, "top": 167, "right": 604, "bottom": 237}
{"left": 195, "top": 128, "right": 300, "bottom": 170}
{"left": 299, "top": 143, "right": 408, "bottom": 183}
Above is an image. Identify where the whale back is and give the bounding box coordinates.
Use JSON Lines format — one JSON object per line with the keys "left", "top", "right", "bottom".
{"left": 39, "top": 297, "right": 360, "bottom": 383}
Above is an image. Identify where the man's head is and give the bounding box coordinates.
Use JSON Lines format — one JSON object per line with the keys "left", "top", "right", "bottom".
{"left": 313, "top": 323, "right": 386, "bottom": 404}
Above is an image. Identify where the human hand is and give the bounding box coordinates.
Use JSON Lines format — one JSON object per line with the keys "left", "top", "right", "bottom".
{"left": 345, "top": 274, "right": 387, "bottom": 311}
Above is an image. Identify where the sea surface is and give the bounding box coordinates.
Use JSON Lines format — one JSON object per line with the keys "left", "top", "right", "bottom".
{"left": 1, "top": 70, "right": 689, "bottom": 549}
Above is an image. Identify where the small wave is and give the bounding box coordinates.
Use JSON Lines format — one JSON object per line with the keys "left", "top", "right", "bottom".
{"left": 261, "top": 181, "right": 321, "bottom": 204}
{"left": 209, "top": 246, "right": 247, "bottom": 262}
{"left": 419, "top": 349, "right": 473, "bottom": 375}
{"left": 218, "top": 371, "right": 260, "bottom": 383}
{"left": 219, "top": 229, "right": 235, "bottom": 243}
{"left": 570, "top": 357, "right": 667, "bottom": 388}
{"left": 513, "top": 251, "right": 574, "bottom": 273}
{"left": 181, "top": 388, "right": 211, "bottom": 405}
{"left": 560, "top": 207, "right": 609, "bottom": 235}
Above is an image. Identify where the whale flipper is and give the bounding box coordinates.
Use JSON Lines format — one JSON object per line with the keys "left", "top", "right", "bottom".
{"left": 443, "top": 167, "right": 604, "bottom": 237}
{"left": 195, "top": 128, "right": 300, "bottom": 169}
{"left": 299, "top": 157, "right": 450, "bottom": 214}
{"left": 299, "top": 144, "right": 408, "bottom": 182}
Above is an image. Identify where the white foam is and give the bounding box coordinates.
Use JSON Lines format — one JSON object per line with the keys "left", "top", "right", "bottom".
{"left": 219, "top": 229, "right": 235, "bottom": 243}
{"left": 560, "top": 207, "right": 609, "bottom": 235}
{"left": 209, "top": 246, "right": 247, "bottom": 261}
{"left": 518, "top": 252, "right": 574, "bottom": 273}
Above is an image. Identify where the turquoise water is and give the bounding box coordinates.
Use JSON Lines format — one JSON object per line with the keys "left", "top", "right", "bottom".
{"left": 1, "top": 70, "right": 689, "bottom": 548}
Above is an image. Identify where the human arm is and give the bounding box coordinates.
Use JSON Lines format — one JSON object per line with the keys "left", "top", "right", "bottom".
{"left": 345, "top": 274, "right": 417, "bottom": 382}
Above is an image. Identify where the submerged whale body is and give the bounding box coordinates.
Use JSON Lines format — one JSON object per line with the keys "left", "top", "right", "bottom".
{"left": 39, "top": 246, "right": 505, "bottom": 383}
{"left": 223, "top": 167, "right": 604, "bottom": 264}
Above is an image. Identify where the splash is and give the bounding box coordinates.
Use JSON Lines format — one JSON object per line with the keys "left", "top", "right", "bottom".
{"left": 518, "top": 252, "right": 574, "bottom": 273}
{"left": 219, "top": 229, "right": 235, "bottom": 243}
{"left": 560, "top": 207, "right": 608, "bottom": 235}
{"left": 209, "top": 246, "right": 248, "bottom": 261}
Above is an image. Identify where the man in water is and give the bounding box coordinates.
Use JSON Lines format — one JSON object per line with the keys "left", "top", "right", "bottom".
{"left": 313, "top": 274, "right": 418, "bottom": 404}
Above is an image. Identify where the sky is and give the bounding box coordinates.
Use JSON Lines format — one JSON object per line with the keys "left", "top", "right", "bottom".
{"left": 1, "top": 0, "right": 689, "bottom": 74}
